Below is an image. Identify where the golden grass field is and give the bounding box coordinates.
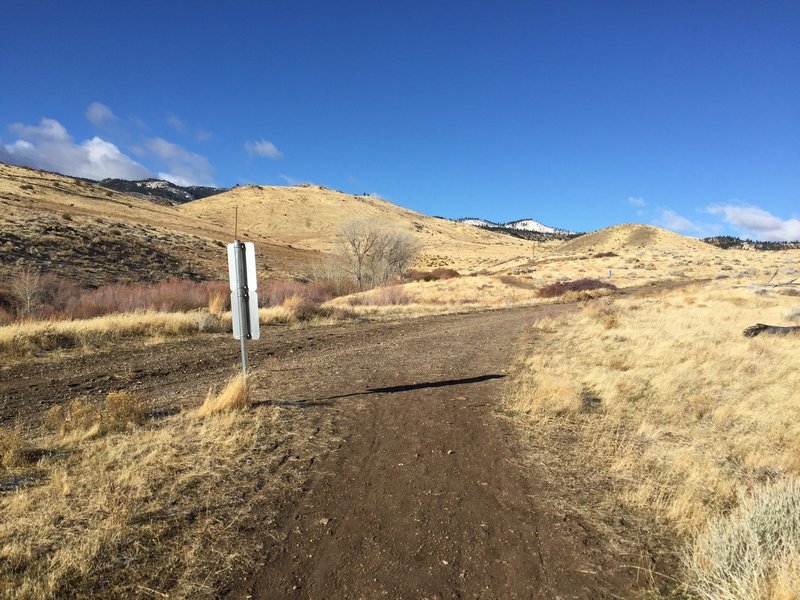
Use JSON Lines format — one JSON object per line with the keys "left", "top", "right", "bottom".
{"left": 0, "top": 385, "right": 310, "bottom": 599}
{"left": 507, "top": 275, "right": 800, "bottom": 599}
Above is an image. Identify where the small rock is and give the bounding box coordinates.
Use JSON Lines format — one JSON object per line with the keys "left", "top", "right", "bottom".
{"left": 319, "top": 517, "right": 330, "bottom": 526}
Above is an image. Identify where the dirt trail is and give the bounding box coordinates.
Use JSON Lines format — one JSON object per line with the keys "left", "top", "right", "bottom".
{"left": 1, "top": 283, "right": 687, "bottom": 597}
{"left": 232, "top": 303, "right": 645, "bottom": 599}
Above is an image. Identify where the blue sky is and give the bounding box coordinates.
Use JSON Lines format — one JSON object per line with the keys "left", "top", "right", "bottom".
{"left": 1, "top": 1, "right": 798, "bottom": 240}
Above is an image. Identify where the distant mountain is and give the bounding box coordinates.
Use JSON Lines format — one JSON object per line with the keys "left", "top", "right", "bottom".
{"left": 98, "top": 178, "right": 226, "bottom": 205}
{"left": 703, "top": 235, "right": 800, "bottom": 251}
{"left": 455, "top": 217, "right": 578, "bottom": 241}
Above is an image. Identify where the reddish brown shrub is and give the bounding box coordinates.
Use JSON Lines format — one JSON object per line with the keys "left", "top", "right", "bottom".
{"left": 404, "top": 268, "right": 460, "bottom": 282}
{"left": 431, "top": 267, "right": 460, "bottom": 280}
{"left": 261, "top": 278, "right": 345, "bottom": 307}
{"left": 64, "top": 279, "right": 230, "bottom": 319}
{"left": 537, "top": 278, "right": 617, "bottom": 298}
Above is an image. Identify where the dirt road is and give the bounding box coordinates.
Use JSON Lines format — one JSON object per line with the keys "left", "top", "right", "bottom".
{"left": 1, "top": 290, "right": 680, "bottom": 598}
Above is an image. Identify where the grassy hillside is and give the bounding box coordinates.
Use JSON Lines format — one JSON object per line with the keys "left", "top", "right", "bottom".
{"left": 0, "top": 164, "right": 534, "bottom": 287}
{"left": 0, "top": 163, "right": 319, "bottom": 286}
{"left": 177, "top": 184, "right": 532, "bottom": 272}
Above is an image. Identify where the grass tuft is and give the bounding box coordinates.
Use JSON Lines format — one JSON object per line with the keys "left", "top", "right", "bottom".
{"left": 0, "top": 425, "right": 28, "bottom": 470}
{"left": 197, "top": 373, "right": 249, "bottom": 416}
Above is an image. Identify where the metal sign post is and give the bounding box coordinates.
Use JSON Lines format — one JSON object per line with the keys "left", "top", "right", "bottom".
{"left": 227, "top": 240, "right": 259, "bottom": 387}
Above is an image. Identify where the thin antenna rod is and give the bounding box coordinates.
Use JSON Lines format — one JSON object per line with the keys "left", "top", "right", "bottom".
{"left": 234, "top": 206, "right": 238, "bottom": 240}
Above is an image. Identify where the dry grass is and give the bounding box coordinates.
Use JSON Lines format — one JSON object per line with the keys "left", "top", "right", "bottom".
{"left": 44, "top": 392, "right": 148, "bottom": 438}
{"left": 197, "top": 373, "right": 249, "bottom": 416}
{"left": 0, "top": 425, "right": 28, "bottom": 471}
{"left": 509, "top": 224, "right": 800, "bottom": 292}
{"left": 685, "top": 478, "right": 800, "bottom": 600}
{"left": 327, "top": 274, "right": 618, "bottom": 320}
{"left": 0, "top": 384, "right": 301, "bottom": 599}
{"left": 507, "top": 281, "right": 800, "bottom": 597}
{"left": 0, "top": 310, "right": 228, "bottom": 360}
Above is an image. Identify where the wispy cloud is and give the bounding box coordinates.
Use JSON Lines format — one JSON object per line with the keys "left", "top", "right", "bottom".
{"left": 145, "top": 137, "right": 215, "bottom": 186}
{"left": 245, "top": 139, "right": 283, "bottom": 159}
{"left": 166, "top": 113, "right": 185, "bottom": 133}
{"left": 628, "top": 196, "right": 646, "bottom": 207}
{"left": 654, "top": 208, "right": 705, "bottom": 235}
{"left": 1, "top": 117, "right": 151, "bottom": 180}
{"left": 196, "top": 128, "right": 213, "bottom": 142}
{"left": 85, "top": 102, "right": 117, "bottom": 127}
{"left": 278, "top": 174, "right": 313, "bottom": 186}
{"left": 707, "top": 204, "right": 800, "bottom": 242}
{"left": 9, "top": 118, "right": 70, "bottom": 142}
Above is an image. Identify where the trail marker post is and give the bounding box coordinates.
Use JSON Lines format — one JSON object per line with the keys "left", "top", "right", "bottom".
{"left": 227, "top": 240, "right": 259, "bottom": 385}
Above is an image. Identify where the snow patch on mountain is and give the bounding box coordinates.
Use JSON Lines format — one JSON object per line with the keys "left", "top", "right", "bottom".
{"left": 98, "top": 178, "right": 224, "bottom": 204}
{"left": 455, "top": 217, "right": 574, "bottom": 236}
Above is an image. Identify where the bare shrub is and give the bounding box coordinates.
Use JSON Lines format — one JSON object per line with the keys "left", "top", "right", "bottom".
{"left": 583, "top": 298, "right": 619, "bottom": 329}
{"left": 65, "top": 279, "right": 229, "bottom": 318}
{"left": 431, "top": 267, "right": 460, "bottom": 280}
{"left": 338, "top": 219, "right": 421, "bottom": 290}
{"left": 405, "top": 268, "right": 460, "bottom": 282}
{"left": 260, "top": 279, "right": 345, "bottom": 308}
{"left": 9, "top": 266, "right": 43, "bottom": 318}
{"left": 537, "top": 278, "right": 617, "bottom": 298}
{"left": 685, "top": 478, "right": 800, "bottom": 600}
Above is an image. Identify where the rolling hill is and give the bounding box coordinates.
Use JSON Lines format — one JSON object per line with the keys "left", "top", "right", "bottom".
{"left": 5, "top": 162, "right": 796, "bottom": 295}
{"left": 0, "top": 163, "right": 532, "bottom": 287}
{"left": 176, "top": 184, "right": 532, "bottom": 271}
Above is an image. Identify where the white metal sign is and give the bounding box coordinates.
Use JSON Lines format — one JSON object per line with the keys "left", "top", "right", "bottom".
{"left": 231, "top": 290, "right": 260, "bottom": 340}
{"left": 226, "top": 240, "right": 260, "bottom": 343}
{"left": 227, "top": 242, "right": 257, "bottom": 291}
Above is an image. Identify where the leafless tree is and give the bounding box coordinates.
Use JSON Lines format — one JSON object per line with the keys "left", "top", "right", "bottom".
{"left": 337, "top": 220, "right": 420, "bottom": 290}
{"left": 10, "top": 266, "right": 42, "bottom": 318}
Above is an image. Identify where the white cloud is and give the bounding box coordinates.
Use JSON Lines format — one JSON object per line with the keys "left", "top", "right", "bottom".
{"left": 196, "top": 128, "right": 213, "bottom": 142}
{"left": 245, "top": 139, "right": 283, "bottom": 159}
{"left": 628, "top": 196, "right": 646, "bottom": 207}
{"left": 144, "top": 137, "right": 215, "bottom": 186}
{"left": 655, "top": 209, "right": 704, "bottom": 234}
{"left": 85, "top": 102, "right": 117, "bottom": 126}
{"left": 9, "top": 118, "right": 70, "bottom": 142}
{"left": 1, "top": 117, "right": 151, "bottom": 180}
{"left": 707, "top": 204, "right": 800, "bottom": 242}
{"left": 166, "top": 113, "right": 185, "bottom": 133}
